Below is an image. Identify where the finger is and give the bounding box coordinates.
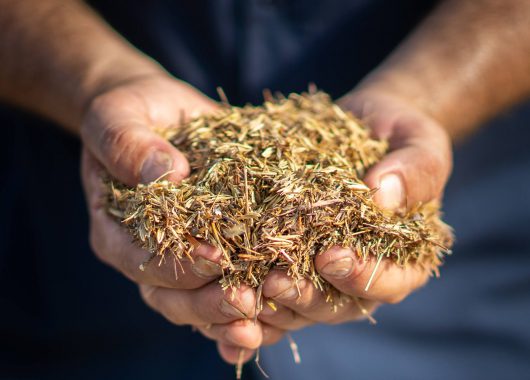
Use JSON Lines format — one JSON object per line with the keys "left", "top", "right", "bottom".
{"left": 217, "top": 343, "right": 256, "bottom": 365}
{"left": 258, "top": 299, "right": 314, "bottom": 330}
{"left": 80, "top": 95, "right": 192, "bottom": 186}
{"left": 198, "top": 320, "right": 262, "bottom": 350}
{"left": 261, "top": 323, "right": 286, "bottom": 346}
{"left": 262, "top": 270, "right": 378, "bottom": 323}
{"left": 367, "top": 117, "right": 451, "bottom": 210}
{"left": 197, "top": 319, "right": 285, "bottom": 351}
{"left": 316, "top": 246, "right": 431, "bottom": 304}
{"left": 82, "top": 150, "right": 223, "bottom": 289}
{"left": 139, "top": 283, "right": 256, "bottom": 326}
{"left": 338, "top": 94, "right": 452, "bottom": 210}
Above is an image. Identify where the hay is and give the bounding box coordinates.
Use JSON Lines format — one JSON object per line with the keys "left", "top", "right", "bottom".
{"left": 106, "top": 91, "right": 453, "bottom": 295}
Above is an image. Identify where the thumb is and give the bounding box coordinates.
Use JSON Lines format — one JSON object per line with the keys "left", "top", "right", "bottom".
{"left": 363, "top": 114, "right": 452, "bottom": 210}
{"left": 81, "top": 100, "right": 190, "bottom": 186}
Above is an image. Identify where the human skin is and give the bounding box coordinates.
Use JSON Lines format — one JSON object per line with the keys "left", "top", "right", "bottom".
{"left": 1, "top": 0, "right": 530, "bottom": 366}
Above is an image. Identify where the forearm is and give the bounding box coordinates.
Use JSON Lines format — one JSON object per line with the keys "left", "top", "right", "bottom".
{"left": 0, "top": 0, "right": 165, "bottom": 133}
{"left": 358, "top": 0, "right": 530, "bottom": 140}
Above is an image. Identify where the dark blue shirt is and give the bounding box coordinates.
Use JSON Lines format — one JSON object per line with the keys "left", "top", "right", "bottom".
{"left": 1, "top": 1, "right": 529, "bottom": 379}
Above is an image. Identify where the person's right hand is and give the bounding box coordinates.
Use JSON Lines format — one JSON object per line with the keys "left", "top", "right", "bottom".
{"left": 80, "top": 75, "right": 284, "bottom": 362}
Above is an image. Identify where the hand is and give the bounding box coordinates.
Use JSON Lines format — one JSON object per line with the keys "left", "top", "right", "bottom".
{"left": 80, "top": 75, "right": 284, "bottom": 363}
{"left": 258, "top": 90, "right": 452, "bottom": 331}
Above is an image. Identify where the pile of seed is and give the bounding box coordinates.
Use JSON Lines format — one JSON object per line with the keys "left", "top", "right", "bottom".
{"left": 106, "top": 91, "right": 453, "bottom": 294}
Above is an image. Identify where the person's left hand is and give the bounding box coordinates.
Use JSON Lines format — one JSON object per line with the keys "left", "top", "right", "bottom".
{"left": 257, "top": 88, "right": 452, "bottom": 334}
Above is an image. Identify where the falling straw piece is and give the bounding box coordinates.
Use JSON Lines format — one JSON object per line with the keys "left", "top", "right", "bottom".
{"left": 365, "top": 253, "right": 384, "bottom": 292}
{"left": 353, "top": 296, "right": 377, "bottom": 325}
{"left": 254, "top": 348, "right": 270, "bottom": 378}
{"left": 236, "top": 349, "right": 245, "bottom": 380}
{"left": 287, "top": 334, "right": 301, "bottom": 364}
{"left": 217, "top": 87, "right": 229, "bottom": 105}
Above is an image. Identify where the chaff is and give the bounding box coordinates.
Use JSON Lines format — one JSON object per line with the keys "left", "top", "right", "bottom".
{"left": 106, "top": 91, "right": 453, "bottom": 296}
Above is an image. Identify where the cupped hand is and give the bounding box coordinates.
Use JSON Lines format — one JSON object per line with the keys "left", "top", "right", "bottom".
{"left": 259, "top": 89, "right": 452, "bottom": 331}
{"left": 80, "top": 75, "right": 282, "bottom": 363}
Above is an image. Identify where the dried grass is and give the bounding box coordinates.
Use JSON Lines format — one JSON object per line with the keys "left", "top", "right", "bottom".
{"left": 106, "top": 91, "right": 453, "bottom": 296}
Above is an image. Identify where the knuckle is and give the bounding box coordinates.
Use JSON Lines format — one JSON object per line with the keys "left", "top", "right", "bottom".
{"left": 98, "top": 125, "right": 152, "bottom": 184}
{"left": 100, "top": 125, "right": 136, "bottom": 164}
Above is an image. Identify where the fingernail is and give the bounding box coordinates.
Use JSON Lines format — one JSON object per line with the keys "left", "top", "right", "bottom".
{"left": 140, "top": 151, "right": 173, "bottom": 183}
{"left": 320, "top": 257, "right": 354, "bottom": 278}
{"left": 377, "top": 173, "right": 405, "bottom": 210}
{"left": 191, "top": 257, "right": 222, "bottom": 278}
{"left": 220, "top": 299, "right": 248, "bottom": 319}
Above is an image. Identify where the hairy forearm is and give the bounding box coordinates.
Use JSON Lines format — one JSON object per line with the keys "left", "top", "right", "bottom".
{"left": 358, "top": 0, "right": 530, "bottom": 140}
{"left": 0, "top": 0, "right": 165, "bottom": 133}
